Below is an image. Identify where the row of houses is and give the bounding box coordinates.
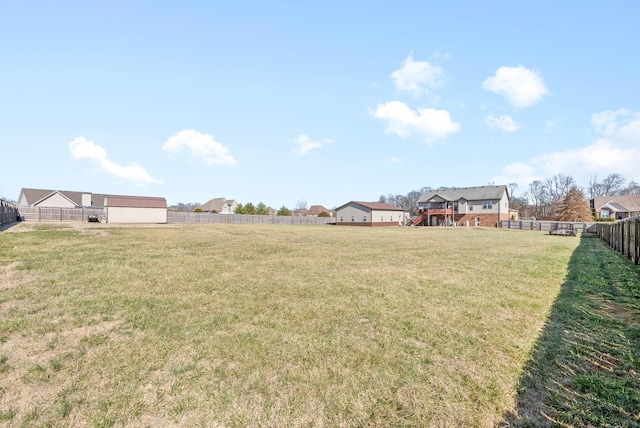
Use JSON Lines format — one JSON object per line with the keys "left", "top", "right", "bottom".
{"left": 195, "top": 198, "right": 333, "bottom": 217}
{"left": 16, "top": 186, "right": 640, "bottom": 226}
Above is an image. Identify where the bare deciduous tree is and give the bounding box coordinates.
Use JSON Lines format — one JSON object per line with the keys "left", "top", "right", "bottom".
{"left": 600, "top": 173, "right": 625, "bottom": 195}
{"left": 528, "top": 180, "right": 548, "bottom": 218}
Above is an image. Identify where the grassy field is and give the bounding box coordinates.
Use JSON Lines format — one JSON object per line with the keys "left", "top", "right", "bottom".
{"left": 0, "top": 223, "right": 638, "bottom": 427}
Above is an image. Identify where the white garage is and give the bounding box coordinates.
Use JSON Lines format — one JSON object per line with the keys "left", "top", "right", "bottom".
{"left": 104, "top": 195, "right": 167, "bottom": 224}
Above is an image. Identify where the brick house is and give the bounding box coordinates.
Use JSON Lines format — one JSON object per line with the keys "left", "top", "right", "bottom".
{"left": 591, "top": 195, "right": 640, "bottom": 220}
{"left": 415, "top": 185, "right": 510, "bottom": 227}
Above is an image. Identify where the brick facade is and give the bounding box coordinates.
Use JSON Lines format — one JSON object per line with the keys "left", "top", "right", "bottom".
{"left": 454, "top": 213, "right": 510, "bottom": 227}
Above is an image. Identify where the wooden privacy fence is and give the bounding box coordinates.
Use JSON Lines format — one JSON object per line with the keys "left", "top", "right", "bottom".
{"left": 596, "top": 217, "right": 640, "bottom": 265}
{"left": 500, "top": 220, "right": 596, "bottom": 233}
{"left": 17, "top": 206, "right": 105, "bottom": 223}
{"left": 1, "top": 199, "right": 19, "bottom": 226}
{"left": 168, "top": 211, "right": 335, "bottom": 225}
{"left": 11, "top": 207, "right": 336, "bottom": 225}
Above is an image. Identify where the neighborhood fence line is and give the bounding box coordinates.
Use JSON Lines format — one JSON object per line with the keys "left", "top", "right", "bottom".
{"left": 16, "top": 206, "right": 105, "bottom": 223}
{"left": 500, "top": 220, "right": 596, "bottom": 233}
{"left": 596, "top": 217, "right": 640, "bottom": 265}
{"left": 12, "top": 206, "right": 336, "bottom": 226}
{"left": 167, "top": 211, "right": 335, "bottom": 225}
{"left": 1, "top": 199, "right": 19, "bottom": 226}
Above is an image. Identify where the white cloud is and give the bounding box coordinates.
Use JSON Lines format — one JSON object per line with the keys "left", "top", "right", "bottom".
{"left": 372, "top": 100, "right": 460, "bottom": 145}
{"left": 485, "top": 114, "right": 519, "bottom": 133}
{"left": 391, "top": 54, "right": 445, "bottom": 96}
{"left": 388, "top": 156, "right": 402, "bottom": 164}
{"left": 292, "top": 134, "right": 331, "bottom": 156}
{"left": 493, "top": 109, "right": 640, "bottom": 188}
{"left": 482, "top": 65, "right": 550, "bottom": 108}
{"left": 162, "top": 129, "right": 236, "bottom": 167}
{"left": 69, "top": 137, "right": 163, "bottom": 186}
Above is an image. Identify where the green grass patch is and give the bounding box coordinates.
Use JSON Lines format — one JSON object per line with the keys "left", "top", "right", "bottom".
{"left": 1, "top": 223, "right": 636, "bottom": 426}
{"left": 504, "top": 235, "right": 640, "bottom": 426}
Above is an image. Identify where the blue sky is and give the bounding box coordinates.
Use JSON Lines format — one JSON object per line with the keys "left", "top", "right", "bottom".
{"left": 1, "top": 1, "right": 639, "bottom": 208}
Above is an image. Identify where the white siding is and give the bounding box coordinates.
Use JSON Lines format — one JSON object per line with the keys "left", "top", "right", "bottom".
{"left": 106, "top": 207, "right": 167, "bottom": 223}
{"left": 336, "top": 204, "right": 369, "bottom": 223}
{"left": 36, "top": 193, "right": 75, "bottom": 208}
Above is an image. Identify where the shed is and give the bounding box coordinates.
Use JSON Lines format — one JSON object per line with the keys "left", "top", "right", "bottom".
{"left": 335, "top": 201, "right": 405, "bottom": 226}
{"left": 104, "top": 195, "right": 167, "bottom": 224}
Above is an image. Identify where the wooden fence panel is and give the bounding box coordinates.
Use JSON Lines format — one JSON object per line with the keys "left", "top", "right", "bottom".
{"left": 166, "top": 211, "right": 335, "bottom": 225}
{"left": 16, "top": 206, "right": 104, "bottom": 223}
{"left": 597, "top": 217, "right": 640, "bottom": 265}
{"left": 1, "top": 199, "right": 20, "bottom": 226}
{"left": 500, "top": 220, "right": 594, "bottom": 232}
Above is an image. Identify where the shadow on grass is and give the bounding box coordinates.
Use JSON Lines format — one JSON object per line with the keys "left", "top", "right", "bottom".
{"left": 502, "top": 234, "right": 640, "bottom": 427}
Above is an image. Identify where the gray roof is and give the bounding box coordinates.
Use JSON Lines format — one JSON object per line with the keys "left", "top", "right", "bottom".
{"left": 197, "top": 198, "right": 236, "bottom": 212}
{"left": 19, "top": 188, "right": 107, "bottom": 208}
{"left": 592, "top": 195, "right": 640, "bottom": 213}
{"left": 417, "top": 185, "right": 508, "bottom": 203}
{"left": 336, "top": 201, "right": 405, "bottom": 211}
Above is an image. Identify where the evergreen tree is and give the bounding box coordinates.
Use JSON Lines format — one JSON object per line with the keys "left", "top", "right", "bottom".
{"left": 256, "top": 202, "right": 269, "bottom": 215}
{"left": 557, "top": 187, "right": 593, "bottom": 222}
{"left": 277, "top": 206, "right": 292, "bottom": 216}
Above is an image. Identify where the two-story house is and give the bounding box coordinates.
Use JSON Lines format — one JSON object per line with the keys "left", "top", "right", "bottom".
{"left": 196, "top": 198, "right": 238, "bottom": 214}
{"left": 415, "top": 185, "right": 510, "bottom": 227}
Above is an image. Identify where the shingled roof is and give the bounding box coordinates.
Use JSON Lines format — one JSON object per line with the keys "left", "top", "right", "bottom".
{"left": 417, "top": 185, "right": 508, "bottom": 203}
{"left": 18, "top": 188, "right": 108, "bottom": 208}
{"left": 105, "top": 195, "right": 167, "bottom": 208}
{"left": 592, "top": 195, "right": 640, "bottom": 213}
{"left": 337, "top": 201, "right": 405, "bottom": 211}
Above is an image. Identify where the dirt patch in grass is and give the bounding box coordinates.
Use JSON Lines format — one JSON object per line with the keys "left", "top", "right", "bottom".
{"left": 0, "top": 320, "right": 124, "bottom": 423}
{"left": 0, "top": 262, "right": 30, "bottom": 289}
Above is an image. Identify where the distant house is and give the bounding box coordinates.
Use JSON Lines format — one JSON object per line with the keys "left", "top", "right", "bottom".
{"left": 292, "top": 205, "right": 333, "bottom": 217}
{"left": 307, "top": 205, "right": 333, "bottom": 217}
{"left": 591, "top": 195, "right": 640, "bottom": 220}
{"left": 196, "top": 198, "right": 238, "bottom": 214}
{"left": 18, "top": 188, "right": 106, "bottom": 208}
{"left": 415, "top": 185, "right": 510, "bottom": 227}
{"left": 335, "top": 201, "right": 406, "bottom": 226}
{"left": 104, "top": 195, "right": 167, "bottom": 224}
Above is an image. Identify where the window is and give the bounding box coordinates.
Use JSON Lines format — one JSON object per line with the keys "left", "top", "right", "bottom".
{"left": 600, "top": 211, "right": 610, "bottom": 218}
{"left": 469, "top": 205, "right": 473, "bottom": 211}
{"left": 482, "top": 201, "right": 493, "bottom": 210}
{"left": 390, "top": 215, "right": 393, "bottom": 221}
{"left": 351, "top": 216, "right": 355, "bottom": 222}
{"left": 363, "top": 215, "right": 367, "bottom": 222}
{"left": 381, "top": 215, "right": 384, "bottom": 221}
{"left": 340, "top": 216, "right": 343, "bottom": 222}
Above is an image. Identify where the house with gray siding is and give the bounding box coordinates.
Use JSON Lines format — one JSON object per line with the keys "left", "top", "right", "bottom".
{"left": 415, "top": 185, "right": 510, "bottom": 227}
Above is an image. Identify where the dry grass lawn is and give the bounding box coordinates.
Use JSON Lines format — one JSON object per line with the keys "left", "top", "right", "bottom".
{"left": 0, "top": 223, "right": 585, "bottom": 426}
